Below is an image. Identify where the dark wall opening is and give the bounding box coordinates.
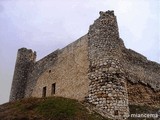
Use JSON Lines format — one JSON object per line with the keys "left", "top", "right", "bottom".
{"left": 51, "top": 83, "right": 56, "bottom": 95}
{"left": 114, "top": 110, "right": 119, "bottom": 116}
{"left": 42, "top": 86, "right": 46, "bottom": 97}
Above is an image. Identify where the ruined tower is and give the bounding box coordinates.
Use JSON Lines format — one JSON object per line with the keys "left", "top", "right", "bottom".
{"left": 10, "top": 48, "right": 36, "bottom": 101}
{"left": 87, "top": 11, "right": 129, "bottom": 119}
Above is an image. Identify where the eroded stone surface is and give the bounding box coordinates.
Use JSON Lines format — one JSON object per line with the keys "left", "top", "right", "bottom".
{"left": 87, "top": 11, "right": 129, "bottom": 119}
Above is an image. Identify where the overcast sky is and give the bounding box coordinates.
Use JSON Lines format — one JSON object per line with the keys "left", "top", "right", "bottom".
{"left": 0, "top": 0, "right": 159, "bottom": 104}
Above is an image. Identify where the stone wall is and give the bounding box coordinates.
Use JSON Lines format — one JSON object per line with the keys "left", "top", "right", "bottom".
{"left": 87, "top": 11, "right": 129, "bottom": 119}
{"left": 122, "top": 48, "right": 160, "bottom": 105}
{"left": 122, "top": 48, "right": 160, "bottom": 91}
{"left": 24, "top": 50, "right": 59, "bottom": 97}
{"left": 31, "top": 35, "right": 90, "bottom": 101}
{"left": 127, "top": 81, "right": 160, "bottom": 106}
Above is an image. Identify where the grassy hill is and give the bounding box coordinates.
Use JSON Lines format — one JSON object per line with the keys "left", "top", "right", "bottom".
{"left": 0, "top": 97, "right": 159, "bottom": 120}
{"left": 0, "top": 97, "right": 109, "bottom": 120}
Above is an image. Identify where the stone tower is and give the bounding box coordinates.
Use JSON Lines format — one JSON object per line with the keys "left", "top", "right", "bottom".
{"left": 9, "top": 48, "right": 36, "bottom": 101}
{"left": 88, "top": 11, "right": 129, "bottom": 119}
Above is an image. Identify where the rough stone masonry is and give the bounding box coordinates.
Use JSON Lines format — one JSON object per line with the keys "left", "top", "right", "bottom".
{"left": 10, "top": 11, "right": 160, "bottom": 120}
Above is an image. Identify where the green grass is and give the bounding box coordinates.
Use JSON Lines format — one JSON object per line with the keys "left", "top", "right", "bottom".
{"left": 35, "top": 97, "right": 109, "bottom": 120}
{"left": 1, "top": 97, "right": 159, "bottom": 120}
{"left": 36, "top": 97, "right": 77, "bottom": 119}
{"left": 0, "top": 97, "right": 109, "bottom": 120}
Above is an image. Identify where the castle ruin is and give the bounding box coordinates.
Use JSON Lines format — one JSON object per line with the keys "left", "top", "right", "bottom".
{"left": 10, "top": 11, "right": 160, "bottom": 119}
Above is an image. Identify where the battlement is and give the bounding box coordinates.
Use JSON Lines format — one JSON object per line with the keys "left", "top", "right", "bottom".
{"left": 99, "top": 10, "right": 115, "bottom": 17}
{"left": 17, "top": 48, "right": 36, "bottom": 62}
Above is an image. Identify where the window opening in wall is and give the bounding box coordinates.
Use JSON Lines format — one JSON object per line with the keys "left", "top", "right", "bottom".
{"left": 114, "top": 110, "right": 119, "bottom": 116}
{"left": 42, "top": 86, "right": 46, "bottom": 97}
{"left": 51, "top": 83, "right": 56, "bottom": 95}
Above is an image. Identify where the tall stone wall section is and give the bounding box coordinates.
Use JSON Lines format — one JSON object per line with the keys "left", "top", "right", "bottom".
{"left": 9, "top": 48, "right": 36, "bottom": 101}
{"left": 87, "top": 11, "right": 129, "bottom": 119}
{"left": 24, "top": 50, "right": 59, "bottom": 98}
{"left": 31, "top": 35, "right": 90, "bottom": 101}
